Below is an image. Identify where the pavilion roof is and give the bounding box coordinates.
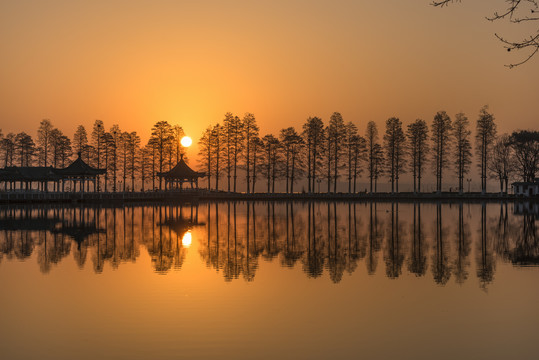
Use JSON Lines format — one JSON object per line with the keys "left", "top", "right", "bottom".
{"left": 157, "top": 157, "right": 205, "bottom": 180}
{"left": 54, "top": 152, "right": 106, "bottom": 177}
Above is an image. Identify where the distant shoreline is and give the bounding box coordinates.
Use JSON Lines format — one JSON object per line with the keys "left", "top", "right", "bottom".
{"left": 0, "top": 190, "right": 537, "bottom": 205}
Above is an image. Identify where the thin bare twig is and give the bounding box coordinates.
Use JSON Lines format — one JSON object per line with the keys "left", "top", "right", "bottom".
{"left": 431, "top": 0, "right": 539, "bottom": 67}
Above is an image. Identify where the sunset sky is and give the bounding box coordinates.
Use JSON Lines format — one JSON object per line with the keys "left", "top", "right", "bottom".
{"left": 1, "top": 0, "right": 538, "bottom": 149}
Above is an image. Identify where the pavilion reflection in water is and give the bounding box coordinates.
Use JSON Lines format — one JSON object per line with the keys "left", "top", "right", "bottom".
{"left": 0, "top": 201, "right": 537, "bottom": 287}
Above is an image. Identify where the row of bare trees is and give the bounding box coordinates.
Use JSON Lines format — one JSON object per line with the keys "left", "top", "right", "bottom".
{"left": 1, "top": 107, "right": 537, "bottom": 193}
{"left": 197, "top": 107, "right": 538, "bottom": 194}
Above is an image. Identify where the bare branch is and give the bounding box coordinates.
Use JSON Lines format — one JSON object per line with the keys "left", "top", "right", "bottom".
{"left": 432, "top": 0, "right": 539, "bottom": 67}
{"left": 431, "top": 0, "right": 459, "bottom": 7}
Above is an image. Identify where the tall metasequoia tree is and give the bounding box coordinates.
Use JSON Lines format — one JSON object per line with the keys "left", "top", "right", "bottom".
{"left": 73, "top": 125, "right": 88, "bottom": 161}
{"left": 37, "top": 119, "right": 53, "bottom": 167}
{"left": 509, "top": 130, "right": 539, "bottom": 182}
{"left": 15, "top": 132, "right": 35, "bottom": 167}
{"left": 365, "top": 121, "right": 379, "bottom": 193}
{"left": 251, "top": 136, "right": 263, "bottom": 193}
{"left": 262, "top": 134, "right": 280, "bottom": 193}
{"left": 302, "top": 116, "right": 325, "bottom": 193}
{"left": 171, "top": 125, "right": 185, "bottom": 164}
{"left": 328, "top": 112, "right": 346, "bottom": 193}
{"left": 125, "top": 131, "right": 140, "bottom": 191}
{"left": 110, "top": 125, "right": 121, "bottom": 192}
{"left": 280, "top": 127, "right": 303, "bottom": 193}
{"left": 489, "top": 133, "right": 513, "bottom": 194}
{"left": 476, "top": 106, "right": 497, "bottom": 194}
{"left": 383, "top": 117, "right": 406, "bottom": 193}
{"left": 453, "top": 113, "right": 472, "bottom": 194}
{"left": 150, "top": 121, "right": 173, "bottom": 191}
{"left": 407, "top": 119, "right": 429, "bottom": 193}
{"left": 211, "top": 124, "right": 223, "bottom": 191}
{"left": 243, "top": 113, "right": 258, "bottom": 193}
{"left": 198, "top": 126, "right": 213, "bottom": 190}
{"left": 91, "top": 120, "right": 106, "bottom": 191}
{"left": 431, "top": 111, "right": 453, "bottom": 193}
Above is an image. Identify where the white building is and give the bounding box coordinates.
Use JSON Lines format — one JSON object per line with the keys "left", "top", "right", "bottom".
{"left": 512, "top": 178, "right": 539, "bottom": 197}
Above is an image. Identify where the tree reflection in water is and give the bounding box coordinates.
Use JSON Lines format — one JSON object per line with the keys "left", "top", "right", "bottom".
{"left": 0, "top": 201, "right": 537, "bottom": 287}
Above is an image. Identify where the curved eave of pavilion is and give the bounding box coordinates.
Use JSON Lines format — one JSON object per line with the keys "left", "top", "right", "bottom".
{"left": 157, "top": 158, "right": 206, "bottom": 179}
{"left": 54, "top": 153, "right": 106, "bottom": 177}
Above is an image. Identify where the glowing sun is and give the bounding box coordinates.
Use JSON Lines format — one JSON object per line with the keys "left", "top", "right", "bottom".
{"left": 180, "top": 136, "right": 192, "bottom": 147}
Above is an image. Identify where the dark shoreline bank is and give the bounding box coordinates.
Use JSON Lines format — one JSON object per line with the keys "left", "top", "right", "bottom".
{"left": 0, "top": 190, "right": 536, "bottom": 205}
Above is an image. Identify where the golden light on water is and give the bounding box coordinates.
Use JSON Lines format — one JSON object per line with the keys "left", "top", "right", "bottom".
{"left": 180, "top": 136, "right": 192, "bottom": 148}
{"left": 182, "top": 230, "right": 192, "bottom": 248}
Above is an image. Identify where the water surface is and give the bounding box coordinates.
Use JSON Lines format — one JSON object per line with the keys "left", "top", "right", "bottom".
{"left": 0, "top": 201, "right": 538, "bottom": 359}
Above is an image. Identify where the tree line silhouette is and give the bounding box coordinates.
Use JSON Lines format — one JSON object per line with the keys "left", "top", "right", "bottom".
{"left": 199, "top": 107, "right": 538, "bottom": 194}
{"left": 1, "top": 106, "right": 538, "bottom": 193}
{"left": 0, "top": 201, "right": 536, "bottom": 286}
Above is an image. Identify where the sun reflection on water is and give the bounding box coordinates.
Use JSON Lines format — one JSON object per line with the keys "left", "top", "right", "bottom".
{"left": 182, "top": 230, "right": 192, "bottom": 248}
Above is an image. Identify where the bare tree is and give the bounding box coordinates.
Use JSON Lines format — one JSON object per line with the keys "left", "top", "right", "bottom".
{"left": 150, "top": 121, "right": 173, "bottom": 190}
{"left": 489, "top": 134, "right": 514, "bottom": 194}
{"left": 347, "top": 126, "right": 367, "bottom": 193}
{"left": 476, "top": 106, "right": 497, "bottom": 194}
{"left": 73, "top": 125, "right": 88, "bottom": 162}
{"left": 222, "top": 113, "right": 234, "bottom": 192}
{"left": 15, "top": 132, "right": 35, "bottom": 166}
{"left": 324, "top": 125, "right": 332, "bottom": 193}
{"left": 432, "top": 0, "right": 539, "bottom": 67}
{"left": 171, "top": 125, "right": 185, "bottom": 164}
{"left": 125, "top": 131, "right": 140, "bottom": 191}
{"left": 37, "top": 119, "right": 53, "bottom": 167}
{"left": 345, "top": 122, "right": 359, "bottom": 193}
{"left": 383, "top": 117, "right": 406, "bottom": 193}
{"left": 431, "top": 111, "right": 453, "bottom": 193}
{"left": 250, "top": 136, "right": 263, "bottom": 193}
{"left": 407, "top": 119, "right": 429, "bottom": 193}
{"left": 280, "top": 127, "right": 304, "bottom": 193}
{"left": 365, "top": 121, "right": 380, "bottom": 193}
{"left": 51, "top": 129, "right": 71, "bottom": 168}
{"left": 140, "top": 144, "right": 150, "bottom": 191}
{"left": 49, "top": 129, "right": 62, "bottom": 168}
{"left": 91, "top": 120, "right": 106, "bottom": 191}
{"left": 453, "top": 112, "right": 472, "bottom": 193}
{"left": 373, "top": 143, "right": 384, "bottom": 192}
{"left": 302, "top": 116, "right": 325, "bottom": 193}
{"left": 509, "top": 129, "right": 539, "bottom": 182}
{"left": 110, "top": 125, "right": 122, "bottom": 192}
{"left": 102, "top": 132, "right": 113, "bottom": 192}
{"left": 328, "top": 112, "right": 347, "bottom": 193}
{"left": 0, "top": 133, "right": 16, "bottom": 167}
{"left": 243, "top": 113, "right": 258, "bottom": 193}
{"left": 198, "top": 126, "right": 213, "bottom": 190}
{"left": 211, "top": 124, "right": 224, "bottom": 191}
{"left": 119, "top": 131, "right": 130, "bottom": 191}
{"left": 261, "top": 134, "right": 280, "bottom": 193}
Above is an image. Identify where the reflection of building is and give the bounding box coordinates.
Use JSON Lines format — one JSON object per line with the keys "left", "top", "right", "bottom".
{"left": 511, "top": 178, "right": 539, "bottom": 197}
{"left": 157, "top": 155, "right": 205, "bottom": 190}
{"left": 513, "top": 202, "right": 539, "bottom": 219}
{"left": 0, "top": 152, "right": 105, "bottom": 192}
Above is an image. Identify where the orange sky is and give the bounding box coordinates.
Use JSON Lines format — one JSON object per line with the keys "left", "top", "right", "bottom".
{"left": 1, "top": 0, "right": 538, "bottom": 150}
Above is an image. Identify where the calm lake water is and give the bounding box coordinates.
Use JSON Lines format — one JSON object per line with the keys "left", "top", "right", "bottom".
{"left": 0, "top": 201, "right": 538, "bottom": 360}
